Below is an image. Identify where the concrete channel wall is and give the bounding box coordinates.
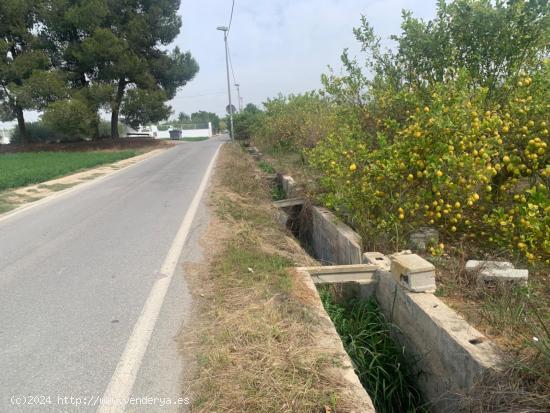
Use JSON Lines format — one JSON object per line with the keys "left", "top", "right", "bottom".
{"left": 375, "top": 272, "right": 500, "bottom": 411}
{"left": 304, "top": 266, "right": 501, "bottom": 412}
{"left": 265, "top": 162, "right": 500, "bottom": 411}
{"left": 309, "top": 207, "right": 363, "bottom": 265}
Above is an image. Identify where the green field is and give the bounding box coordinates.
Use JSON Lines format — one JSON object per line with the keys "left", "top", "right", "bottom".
{"left": 0, "top": 151, "right": 138, "bottom": 191}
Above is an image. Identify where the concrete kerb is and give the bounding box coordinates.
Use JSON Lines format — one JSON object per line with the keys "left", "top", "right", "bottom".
{"left": 294, "top": 268, "right": 377, "bottom": 412}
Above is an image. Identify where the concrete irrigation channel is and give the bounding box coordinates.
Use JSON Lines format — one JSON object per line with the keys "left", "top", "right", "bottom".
{"left": 247, "top": 145, "right": 501, "bottom": 412}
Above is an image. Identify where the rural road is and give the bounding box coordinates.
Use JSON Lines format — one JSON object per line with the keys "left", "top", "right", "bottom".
{"left": 0, "top": 136, "right": 225, "bottom": 412}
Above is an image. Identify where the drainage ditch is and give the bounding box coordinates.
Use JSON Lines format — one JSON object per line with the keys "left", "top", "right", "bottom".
{"left": 258, "top": 156, "right": 499, "bottom": 413}
{"left": 269, "top": 177, "right": 426, "bottom": 411}
{"left": 320, "top": 287, "right": 426, "bottom": 413}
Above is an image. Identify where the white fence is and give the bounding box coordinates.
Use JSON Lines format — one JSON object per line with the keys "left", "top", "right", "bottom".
{"left": 128, "top": 123, "right": 213, "bottom": 139}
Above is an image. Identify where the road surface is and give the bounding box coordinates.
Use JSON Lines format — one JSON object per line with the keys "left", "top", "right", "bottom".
{"left": 0, "top": 136, "right": 225, "bottom": 412}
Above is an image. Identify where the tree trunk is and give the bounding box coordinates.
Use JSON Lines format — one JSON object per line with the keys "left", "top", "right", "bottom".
{"left": 111, "top": 79, "right": 126, "bottom": 139}
{"left": 15, "top": 106, "right": 28, "bottom": 146}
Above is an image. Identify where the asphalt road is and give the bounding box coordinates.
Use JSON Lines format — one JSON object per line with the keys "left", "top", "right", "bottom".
{"left": 0, "top": 136, "right": 225, "bottom": 412}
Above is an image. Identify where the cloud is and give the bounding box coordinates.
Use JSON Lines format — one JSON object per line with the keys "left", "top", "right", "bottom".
{"left": 171, "top": 0, "right": 437, "bottom": 117}
{"left": 1, "top": 0, "right": 438, "bottom": 127}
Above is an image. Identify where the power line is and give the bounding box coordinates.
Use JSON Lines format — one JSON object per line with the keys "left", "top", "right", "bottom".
{"left": 228, "top": 0, "right": 235, "bottom": 33}
{"left": 227, "top": 42, "right": 237, "bottom": 86}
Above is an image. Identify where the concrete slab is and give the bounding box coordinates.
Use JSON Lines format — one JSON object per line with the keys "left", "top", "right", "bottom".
{"left": 478, "top": 268, "right": 528, "bottom": 284}
{"left": 273, "top": 198, "right": 305, "bottom": 208}
{"left": 465, "top": 260, "right": 514, "bottom": 273}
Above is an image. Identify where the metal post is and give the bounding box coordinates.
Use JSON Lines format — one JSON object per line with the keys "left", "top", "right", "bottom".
{"left": 220, "top": 29, "right": 235, "bottom": 141}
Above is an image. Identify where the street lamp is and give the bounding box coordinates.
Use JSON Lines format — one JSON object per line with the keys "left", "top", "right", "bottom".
{"left": 217, "top": 26, "right": 235, "bottom": 141}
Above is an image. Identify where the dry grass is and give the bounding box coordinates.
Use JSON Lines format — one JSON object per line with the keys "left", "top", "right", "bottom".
{"left": 181, "top": 143, "right": 362, "bottom": 412}
{"left": 431, "top": 244, "right": 550, "bottom": 412}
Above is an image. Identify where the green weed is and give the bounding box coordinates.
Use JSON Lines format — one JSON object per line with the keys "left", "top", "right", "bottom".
{"left": 258, "top": 160, "right": 276, "bottom": 174}
{"left": 320, "top": 288, "right": 425, "bottom": 413}
{"left": 0, "top": 151, "right": 137, "bottom": 191}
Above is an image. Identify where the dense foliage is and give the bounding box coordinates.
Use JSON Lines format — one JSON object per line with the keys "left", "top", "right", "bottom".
{"left": 253, "top": 93, "right": 335, "bottom": 150}
{"left": 232, "top": 103, "right": 264, "bottom": 141}
{"left": 252, "top": 0, "right": 549, "bottom": 264}
{"left": 0, "top": 0, "right": 198, "bottom": 143}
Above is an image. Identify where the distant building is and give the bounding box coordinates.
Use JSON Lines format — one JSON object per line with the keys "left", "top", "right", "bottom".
{"left": 127, "top": 123, "right": 213, "bottom": 140}
{"left": 0, "top": 128, "right": 13, "bottom": 145}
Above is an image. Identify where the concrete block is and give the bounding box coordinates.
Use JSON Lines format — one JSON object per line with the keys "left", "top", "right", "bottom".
{"left": 362, "top": 252, "right": 391, "bottom": 271}
{"left": 280, "top": 175, "right": 296, "bottom": 197}
{"left": 465, "top": 260, "right": 514, "bottom": 273}
{"left": 465, "top": 260, "right": 527, "bottom": 285}
{"left": 409, "top": 227, "right": 439, "bottom": 251}
{"left": 390, "top": 253, "right": 436, "bottom": 292}
{"left": 478, "top": 268, "right": 528, "bottom": 284}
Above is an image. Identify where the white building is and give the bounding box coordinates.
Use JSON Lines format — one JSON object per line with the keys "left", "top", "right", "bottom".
{"left": 0, "top": 128, "right": 13, "bottom": 145}
{"left": 128, "top": 123, "right": 213, "bottom": 139}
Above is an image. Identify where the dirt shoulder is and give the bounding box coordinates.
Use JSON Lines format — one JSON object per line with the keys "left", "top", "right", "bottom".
{"left": 180, "top": 143, "right": 372, "bottom": 412}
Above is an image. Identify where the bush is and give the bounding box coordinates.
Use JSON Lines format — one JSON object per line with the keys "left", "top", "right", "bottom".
{"left": 10, "top": 122, "right": 62, "bottom": 144}
{"left": 233, "top": 110, "right": 262, "bottom": 141}
{"left": 254, "top": 92, "right": 336, "bottom": 151}
{"left": 42, "top": 99, "right": 96, "bottom": 139}
{"left": 98, "top": 121, "right": 127, "bottom": 138}
{"left": 309, "top": 69, "right": 549, "bottom": 263}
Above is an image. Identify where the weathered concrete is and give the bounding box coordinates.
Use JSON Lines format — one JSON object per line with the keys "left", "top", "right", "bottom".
{"left": 390, "top": 252, "right": 436, "bottom": 292}
{"left": 375, "top": 271, "right": 500, "bottom": 411}
{"left": 309, "top": 206, "right": 363, "bottom": 265}
{"left": 465, "top": 260, "right": 514, "bottom": 273}
{"left": 279, "top": 174, "right": 296, "bottom": 197}
{"left": 363, "top": 251, "right": 391, "bottom": 271}
{"left": 307, "top": 255, "right": 501, "bottom": 412}
{"left": 303, "top": 264, "right": 378, "bottom": 284}
{"left": 409, "top": 227, "right": 439, "bottom": 251}
{"left": 478, "top": 268, "right": 528, "bottom": 284}
{"left": 295, "top": 268, "right": 376, "bottom": 412}
{"left": 273, "top": 198, "right": 305, "bottom": 208}
{"left": 465, "top": 260, "right": 528, "bottom": 285}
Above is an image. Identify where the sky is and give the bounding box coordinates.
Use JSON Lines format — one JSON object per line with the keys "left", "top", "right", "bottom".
{"left": 1, "top": 0, "right": 438, "bottom": 128}
{"left": 171, "top": 0, "right": 438, "bottom": 118}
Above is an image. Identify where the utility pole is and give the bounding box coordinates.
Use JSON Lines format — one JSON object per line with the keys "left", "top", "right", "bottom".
{"left": 235, "top": 83, "right": 243, "bottom": 112}
{"left": 216, "top": 26, "right": 234, "bottom": 141}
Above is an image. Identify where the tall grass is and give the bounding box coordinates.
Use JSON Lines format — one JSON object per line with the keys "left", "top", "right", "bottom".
{"left": 0, "top": 151, "right": 137, "bottom": 191}
{"left": 320, "top": 288, "right": 425, "bottom": 412}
